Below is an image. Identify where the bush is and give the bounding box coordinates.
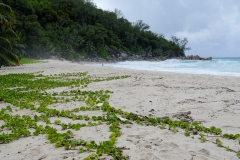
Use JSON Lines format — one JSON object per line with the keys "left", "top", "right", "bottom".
{"left": 99, "top": 49, "right": 109, "bottom": 59}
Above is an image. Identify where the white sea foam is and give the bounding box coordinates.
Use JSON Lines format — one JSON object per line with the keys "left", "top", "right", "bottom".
{"left": 92, "top": 58, "right": 240, "bottom": 77}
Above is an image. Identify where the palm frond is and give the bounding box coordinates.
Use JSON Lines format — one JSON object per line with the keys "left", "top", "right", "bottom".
{"left": 0, "top": 37, "right": 12, "bottom": 51}
{"left": 0, "top": 16, "right": 12, "bottom": 30}
{"left": 13, "top": 43, "right": 26, "bottom": 50}
{"left": 0, "top": 3, "right": 19, "bottom": 66}
{"left": 0, "top": 53, "right": 10, "bottom": 66}
{"left": 0, "top": 3, "right": 14, "bottom": 17}
{"left": 0, "top": 47, "right": 19, "bottom": 64}
{"left": 12, "top": 42, "right": 27, "bottom": 57}
{"left": 1, "top": 30, "right": 17, "bottom": 40}
{"left": 0, "top": 3, "right": 15, "bottom": 30}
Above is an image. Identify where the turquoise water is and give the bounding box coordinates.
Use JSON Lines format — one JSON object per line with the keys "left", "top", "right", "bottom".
{"left": 93, "top": 57, "right": 240, "bottom": 77}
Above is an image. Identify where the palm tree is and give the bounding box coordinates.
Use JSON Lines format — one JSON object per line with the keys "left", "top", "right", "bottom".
{"left": 0, "top": 2, "right": 19, "bottom": 67}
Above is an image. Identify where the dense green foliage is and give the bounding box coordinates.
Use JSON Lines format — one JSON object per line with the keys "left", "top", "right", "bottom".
{"left": 0, "top": 3, "right": 20, "bottom": 66}
{"left": 1, "top": 0, "right": 188, "bottom": 61}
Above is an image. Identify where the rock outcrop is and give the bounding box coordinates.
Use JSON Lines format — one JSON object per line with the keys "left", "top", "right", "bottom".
{"left": 69, "top": 50, "right": 212, "bottom": 63}
{"left": 181, "top": 55, "right": 212, "bottom": 60}
{"left": 75, "top": 49, "right": 168, "bottom": 62}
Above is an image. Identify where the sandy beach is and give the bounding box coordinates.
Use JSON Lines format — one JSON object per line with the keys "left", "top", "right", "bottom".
{"left": 0, "top": 60, "right": 239, "bottom": 160}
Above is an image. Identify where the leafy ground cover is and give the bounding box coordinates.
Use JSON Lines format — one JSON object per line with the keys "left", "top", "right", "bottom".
{"left": 19, "top": 58, "right": 42, "bottom": 64}
{"left": 0, "top": 72, "right": 239, "bottom": 159}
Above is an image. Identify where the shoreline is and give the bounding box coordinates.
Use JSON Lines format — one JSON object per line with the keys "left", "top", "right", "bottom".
{"left": 83, "top": 59, "right": 240, "bottom": 78}
{"left": 0, "top": 60, "right": 239, "bottom": 160}
{"left": 2, "top": 59, "right": 240, "bottom": 78}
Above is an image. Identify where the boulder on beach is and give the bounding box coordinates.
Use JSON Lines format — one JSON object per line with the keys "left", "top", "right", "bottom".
{"left": 181, "top": 55, "right": 212, "bottom": 60}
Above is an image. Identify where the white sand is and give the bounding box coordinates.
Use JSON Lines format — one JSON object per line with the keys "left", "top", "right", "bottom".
{"left": 0, "top": 60, "right": 239, "bottom": 160}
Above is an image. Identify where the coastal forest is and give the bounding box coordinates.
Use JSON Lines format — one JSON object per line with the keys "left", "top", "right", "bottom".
{"left": 0, "top": 0, "right": 190, "bottom": 66}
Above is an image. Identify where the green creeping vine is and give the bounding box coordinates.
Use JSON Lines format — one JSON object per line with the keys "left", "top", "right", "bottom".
{"left": 0, "top": 72, "right": 130, "bottom": 159}
{"left": 0, "top": 72, "right": 239, "bottom": 159}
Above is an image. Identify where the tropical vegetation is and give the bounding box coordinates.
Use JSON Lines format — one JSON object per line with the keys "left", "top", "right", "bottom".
{"left": 0, "top": 0, "right": 190, "bottom": 66}
{"left": 0, "top": 2, "right": 19, "bottom": 66}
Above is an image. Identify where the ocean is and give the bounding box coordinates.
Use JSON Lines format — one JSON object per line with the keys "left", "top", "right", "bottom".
{"left": 92, "top": 57, "right": 240, "bottom": 77}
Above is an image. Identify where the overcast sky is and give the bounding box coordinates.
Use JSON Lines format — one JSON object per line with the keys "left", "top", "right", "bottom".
{"left": 94, "top": 0, "right": 240, "bottom": 57}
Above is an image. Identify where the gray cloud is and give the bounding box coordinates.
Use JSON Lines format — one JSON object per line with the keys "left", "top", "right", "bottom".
{"left": 94, "top": 0, "right": 240, "bottom": 57}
